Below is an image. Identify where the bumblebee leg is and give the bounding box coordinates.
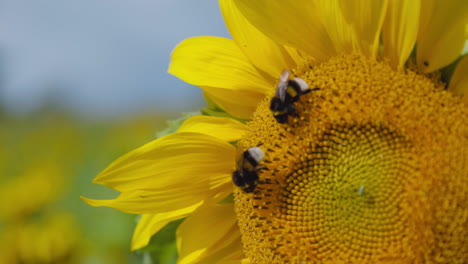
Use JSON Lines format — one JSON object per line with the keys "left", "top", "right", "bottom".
{"left": 287, "top": 104, "right": 298, "bottom": 117}
{"left": 274, "top": 113, "right": 289, "bottom": 124}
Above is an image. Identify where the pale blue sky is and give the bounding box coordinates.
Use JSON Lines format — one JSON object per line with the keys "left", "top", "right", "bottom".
{"left": 0, "top": 0, "right": 230, "bottom": 116}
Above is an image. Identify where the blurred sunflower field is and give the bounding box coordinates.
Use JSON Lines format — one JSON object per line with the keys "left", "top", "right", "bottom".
{"left": 0, "top": 1, "right": 223, "bottom": 262}
{"left": 0, "top": 107, "right": 177, "bottom": 263}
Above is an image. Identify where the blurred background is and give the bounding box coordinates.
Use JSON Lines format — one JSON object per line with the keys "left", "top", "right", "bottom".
{"left": 0, "top": 0, "right": 229, "bottom": 263}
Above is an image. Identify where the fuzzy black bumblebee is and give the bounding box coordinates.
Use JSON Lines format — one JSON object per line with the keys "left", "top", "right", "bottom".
{"left": 232, "top": 146, "right": 265, "bottom": 193}
{"left": 270, "top": 70, "right": 317, "bottom": 123}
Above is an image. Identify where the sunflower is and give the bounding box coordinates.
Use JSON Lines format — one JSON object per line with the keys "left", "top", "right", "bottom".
{"left": 83, "top": 0, "right": 468, "bottom": 263}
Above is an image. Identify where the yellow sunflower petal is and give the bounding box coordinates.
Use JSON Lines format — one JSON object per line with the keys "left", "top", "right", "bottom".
{"left": 383, "top": 0, "right": 420, "bottom": 68}
{"left": 234, "top": 0, "right": 335, "bottom": 61}
{"left": 169, "top": 36, "right": 272, "bottom": 93}
{"left": 82, "top": 188, "right": 211, "bottom": 214}
{"left": 203, "top": 87, "right": 266, "bottom": 119}
{"left": 131, "top": 204, "right": 201, "bottom": 251}
{"left": 417, "top": 0, "right": 434, "bottom": 38}
{"left": 317, "top": 0, "right": 355, "bottom": 55}
{"left": 417, "top": 0, "right": 468, "bottom": 72}
{"left": 83, "top": 152, "right": 234, "bottom": 215}
{"left": 216, "top": 251, "right": 246, "bottom": 264}
{"left": 168, "top": 36, "right": 273, "bottom": 119}
{"left": 219, "top": 0, "right": 296, "bottom": 81}
{"left": 176, "top": 203, "right": 242, "bottom": 264}
{"left": 449, "top": 55, "right": 468, "bottom": 100}
{"left": 92, "top": 132, "right": 235, "bottom": 192}
{"left": 283, "top": 46, "right": 307, "bottom": 64}
{"left": 177, "top": 115, "right": 247, "bottom": 142}
{"left": 196, "top": 241, "right": 244, "bottom": 264}
{"left": 320, "top": 0, "right": 387, "bottom": 57}
{"left": 340, "top": 0, "right": 388, "bottom": 57}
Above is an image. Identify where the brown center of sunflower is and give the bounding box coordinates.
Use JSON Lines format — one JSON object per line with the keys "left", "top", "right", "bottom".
{"left": 234, "top": 54, "right": 467, "bottom": 263}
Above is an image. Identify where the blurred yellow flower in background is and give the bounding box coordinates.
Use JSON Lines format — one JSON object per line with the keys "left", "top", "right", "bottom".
{"left": 84, "top": 0, "right": 467, "bottom": 263}
{"left": 1, "top": 112, "right": 164, "bottom": 263}
{"left": 0, "top": 163, "right": 64, "bottom": 220}
{"left": 0, "top": 116, "right": 84, "bottom": 263}
{"left": 0, "top": 213, "right": 81, "bottom": 264}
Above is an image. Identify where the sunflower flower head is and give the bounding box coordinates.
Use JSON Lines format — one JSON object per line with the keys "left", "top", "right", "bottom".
{"left": 234, "top": 54, "right": 467, "bottom": 263}
{"left": 84, "top": 0, "right": 468, "bottom": 263}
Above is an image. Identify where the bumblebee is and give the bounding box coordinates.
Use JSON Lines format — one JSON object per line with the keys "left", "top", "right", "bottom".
{"left": 270, "top": 70, "right": 317, "bottom": 123}
{"left": 232, "top": 146, "right": 265, "bottom": 193}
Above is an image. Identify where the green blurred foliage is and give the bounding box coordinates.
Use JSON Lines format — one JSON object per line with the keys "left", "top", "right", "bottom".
{"left": 0, "top": 108, "right": 174, "bottom": 263}
{"left": 140, "top": 220, "right": 183, "bottom": 264}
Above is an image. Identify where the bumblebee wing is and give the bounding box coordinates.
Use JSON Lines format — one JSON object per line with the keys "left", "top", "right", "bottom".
{"left": 276, "top": 70, "right": 291, "bottom": 101}
{"left": 279, "top": 69, "right": 290, "bottom": 83}
{"left": 276, "top": 83, "right": 289, "bottom": 102}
